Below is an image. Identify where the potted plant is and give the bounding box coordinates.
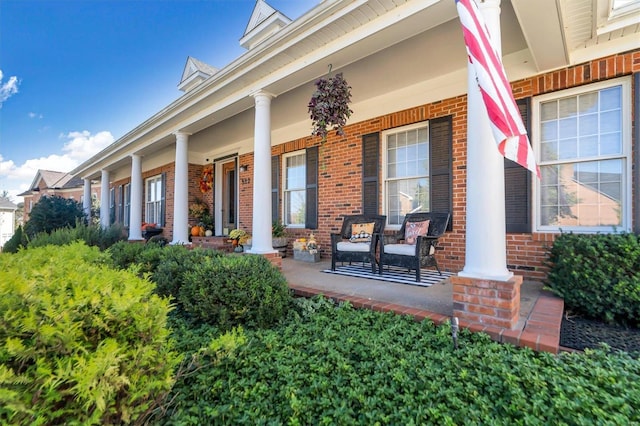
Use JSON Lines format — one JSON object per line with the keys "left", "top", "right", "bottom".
{"left": 272, "top": 220, "right": 289, "bottom": 258}
{"left": 189, "top": 198, "right": 213, "bottom": 237}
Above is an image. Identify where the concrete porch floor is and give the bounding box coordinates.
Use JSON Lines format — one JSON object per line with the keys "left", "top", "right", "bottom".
{"left": 281, "top": 258, "right": 564, "bottom": 354}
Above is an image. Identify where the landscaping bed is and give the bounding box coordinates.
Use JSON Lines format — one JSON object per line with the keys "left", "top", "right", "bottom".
{"left": 561, "top": 313, "right": 640, "bottom": 356}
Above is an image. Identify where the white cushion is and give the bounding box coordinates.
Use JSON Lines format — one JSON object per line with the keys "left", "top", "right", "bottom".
{"left": 337, "top": 241, "right": 371, "bottom": 252}
{"left": 384, "top": 243, "right": 435, "bottom": 255}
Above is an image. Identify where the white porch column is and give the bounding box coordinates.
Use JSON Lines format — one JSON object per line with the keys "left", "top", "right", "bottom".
{"left": 129, "top": 154, "right": 143, "bottom": 240}
{"left": 458, "top": 0, "right": 512, "bottom": 281}
{"left": 99, "top": 170, "right": 110, "bottom": 228}
{"left": 172, "top": 132, "right": 191, "bottom": 244}
{"left": 82, "top": 178, "right": 91, "bottom": 221}
{"left": 248, "top": 90, "right": 276, "bottom": 254}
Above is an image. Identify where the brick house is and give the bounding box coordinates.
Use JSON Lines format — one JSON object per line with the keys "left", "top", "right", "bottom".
{"left": 71, "top": 0, "right": 639, "bottom": 284}
{"left": 19, "top": 170, "right": 101, "bottom": 222}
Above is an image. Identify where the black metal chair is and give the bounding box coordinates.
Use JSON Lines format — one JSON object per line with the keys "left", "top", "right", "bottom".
{"left": 379, "top": 212, "right": 450, "bottom": 282}
{"left": 331, "top": 215, "right": 386, "bottom": 274}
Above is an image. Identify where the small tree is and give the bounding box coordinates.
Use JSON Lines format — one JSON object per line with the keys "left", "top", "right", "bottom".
{"left": 24, "top": 195, "right": 86, "bottom": 238}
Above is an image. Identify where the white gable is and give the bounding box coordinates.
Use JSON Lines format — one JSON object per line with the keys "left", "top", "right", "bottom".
{"left": 178, "top": 56, "right": 218, "bottom": 93}
{"left": 240, "top": 0, "right": 291, "bottom": 50}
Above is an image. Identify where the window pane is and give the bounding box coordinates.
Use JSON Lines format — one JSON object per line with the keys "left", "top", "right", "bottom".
{"left": 559, "top": 97, "right": 577, "bottom": 118}
{"left": 600, "top": 110, "right": 621, "bottom": 134}
{"left": 600, "top": 132, "right": 622, "bottom": 155}
{"left": 540, "top": 101, "right": 557, "bottom": 121}
{"left": 600, "top": 86, "right": 621, "bottom": 111}
{"left": 285, "top": 190, "right": 305, "bottom": 225}
{"left": 541, "top": 121, "right": 557, "bottom": 142}
{"left": 558, "top": 138, "right": 577, "bottom": 160}
{"left": 578, "top": 92, "right": 598, "bottom": 114}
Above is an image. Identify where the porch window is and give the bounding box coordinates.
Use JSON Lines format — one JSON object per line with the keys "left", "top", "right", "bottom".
{"left": 383, "top": 123, "right": 430, "bottom": 227}
{"left": 533, "top": 77, "right": 631, "bottom": 232}
{"left": 283, "top": 151, "right": 306, "bottom": 226}
{"left": 145, "top": 175, "right": 163, "bottom": 226}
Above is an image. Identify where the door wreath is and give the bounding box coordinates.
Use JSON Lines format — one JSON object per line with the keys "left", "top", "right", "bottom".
{"left": 199, "top": 164, "right": 213, "bottom": 193}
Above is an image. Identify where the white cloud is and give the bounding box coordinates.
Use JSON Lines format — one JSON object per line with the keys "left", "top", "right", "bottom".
{"left": 0, "top": 70, "right": 19, "bottom": 108}
{"left": 28, "top": 112, "right": 43, "bottom": 119}
{"left": 0, "top": 130, "right": 114, "bottom": 202}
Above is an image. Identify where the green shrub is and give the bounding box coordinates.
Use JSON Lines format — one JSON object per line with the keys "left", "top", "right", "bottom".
{"left": 161, "top": 297, "right": 640, "bottom": 425}
{"left": 179, "top": 254, "right": 293, "bottom": 330}
{"left": 0, "top": 242, "right": 181, "bottom": 425}
{"left": 23, "top": 195, "right": 86, "bottom": 238}
{"left": 28, "top": 221, "right": 126, "bottom": 251}
{"left": 1, "top": 225, "right": 26, "bottom": 253}
{"left": 107, "top": 240, "right": 149, "bottom": 271}
{"left": 546, "top": 232, "right": 640, "bottom": 326}
{"left": 152, "top": 246, "right": 223, "bottom": 302}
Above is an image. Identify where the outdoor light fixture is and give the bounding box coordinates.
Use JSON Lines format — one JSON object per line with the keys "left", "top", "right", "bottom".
{"left": 239, "top": 165, "right": 249, "bottom": 172}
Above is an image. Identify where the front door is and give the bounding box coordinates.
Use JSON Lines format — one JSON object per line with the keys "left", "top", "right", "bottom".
{"left": 221, "top": 160, "right": 236, "bottom": 234}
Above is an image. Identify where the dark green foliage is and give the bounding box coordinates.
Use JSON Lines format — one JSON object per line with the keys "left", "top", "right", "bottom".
{"left": 28, "top": 221, "right": 126, "bottom": 250}
{"left": 23, "top": 195, "right": 86, "bottom": 238}
{"left": 546, "top": 232, "right": 640, "bottom": 326}
{"left": 159, "top": 297, "right": 640, "bottom": 425}
{"left": 1, "top": 225, "right": 26, "bottom": 253}
{"left": 107, "top": 240, "right": 149, "bottom": 271}
{"left": 179, "top": 254, "right": 293, "bottom": 330}
{"left": 0, "top": 242, "right": 181, "bottom": 425}
{"left": 152, "top": 246, "right": 223, "bottom": 302}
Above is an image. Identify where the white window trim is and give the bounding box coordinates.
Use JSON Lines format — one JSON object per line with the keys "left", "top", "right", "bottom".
{"left": 282, "top": 150, "right": 306, "bottom": 228}
{"left": 381, "top": 121, "right": 430, "bottom": 231}
{"left": 145, "top": 174, "right": 163, "bottom": 226}
{"left": 532, "top": 76, "right": 632, "bottom": 233}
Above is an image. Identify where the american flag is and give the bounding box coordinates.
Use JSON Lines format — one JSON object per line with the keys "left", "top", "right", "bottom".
{"left": 456, "top": 0, "right": 540, "bottom": 177}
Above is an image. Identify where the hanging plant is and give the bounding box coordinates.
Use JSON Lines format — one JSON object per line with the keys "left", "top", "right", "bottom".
{"left": 308, "top": 70, "right": 353, "bottom": 142}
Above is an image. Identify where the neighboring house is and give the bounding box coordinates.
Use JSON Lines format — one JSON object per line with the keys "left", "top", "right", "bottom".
{"left": 0, "top": 198, "right": 18, "bottom": 250}
{"left": 71, "top": 0, "right": 640, "bottom": 282}
{"left": 19, "top": 170, "right": 101, "bottom": 222}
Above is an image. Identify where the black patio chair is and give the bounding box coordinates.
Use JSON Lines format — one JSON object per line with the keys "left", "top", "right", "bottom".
{"left": 379, "top": 212, "right": 450, "bottom": 282}
{"left": 331, "top": 214, "right": 386, "bottom": 274}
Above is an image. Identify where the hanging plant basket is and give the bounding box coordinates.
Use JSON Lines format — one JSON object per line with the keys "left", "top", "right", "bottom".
{"left": 308, "top": 71, "right": 353, "bottom": 142}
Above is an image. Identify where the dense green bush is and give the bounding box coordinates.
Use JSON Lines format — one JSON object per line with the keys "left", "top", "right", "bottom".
{"left": 179, "top": 254, "right": 293, "bottom": 330}
{"left": 159, "top": 297, "right": 640, "bottom": 425}
{"left": 28, "top": 221, "right": 126, "bottom": 251}
{"left": 1, "top": 224, "right": 26, "bottom": 253}
{"left": 23, "top": 195, "right": 86, "bottom": 238}
{"left": 152, "top": 246, "right": 223, "bottom": 302}
{"left": 546, "top": 232, "right": 640, "bottom": 326}
{"left": 0, "top": 242, "right": 181, "bottom": 425}
{"left": 107, "top": 240, "right": 150, "bottom": 271}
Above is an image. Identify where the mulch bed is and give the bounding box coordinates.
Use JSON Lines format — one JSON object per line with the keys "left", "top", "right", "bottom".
{"left": 560, "top": 313, "right": 640, "bottom": 357}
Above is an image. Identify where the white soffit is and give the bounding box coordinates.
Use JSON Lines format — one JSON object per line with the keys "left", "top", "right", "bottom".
{"left": 511, "top": 0, "right": 569, "bottom": 71}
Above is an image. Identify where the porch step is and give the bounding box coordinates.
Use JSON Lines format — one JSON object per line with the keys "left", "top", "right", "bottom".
{"left": 191, "top": 236, "right": 234, "bottom": 253}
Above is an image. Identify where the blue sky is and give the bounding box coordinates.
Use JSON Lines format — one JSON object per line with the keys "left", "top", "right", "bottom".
{"left": 0, "top": 0, "right": 316, "bottom": 202}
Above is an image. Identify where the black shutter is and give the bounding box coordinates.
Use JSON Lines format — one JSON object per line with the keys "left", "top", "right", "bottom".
{"left": 117, "top": 184, "right": 123, "bottom": 224}
{"left": 305, "top": 146, "right": 318, "bottom": 229}
{"left": 634, "top": 73, "right": 640, "bottom": 233}
{"left": 160, "top": 172, "right": 167, "bottom": 227}
{"left": 272, "top": 155, "right": 280, "bottom": 224}
{"left": 429, "top": 116, "right": 453, "bottom": 231}
{"left": 504, "top": 98, "right": 532, "bottom": 233}
{"left": 362, "top": 133, "right": 380, "bottom": 216}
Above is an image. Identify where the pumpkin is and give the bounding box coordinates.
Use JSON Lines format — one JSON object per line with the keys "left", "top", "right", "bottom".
{"left": 191, "top": 226, "right": 202, "bottom": 237}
